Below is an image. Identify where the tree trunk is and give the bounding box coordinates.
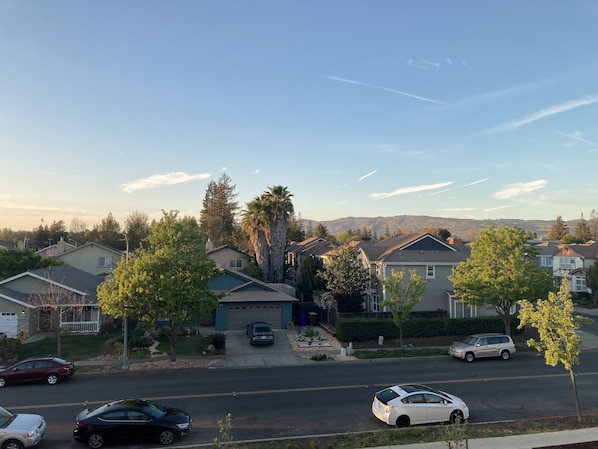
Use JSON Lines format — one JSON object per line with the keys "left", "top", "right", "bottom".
{"left": 269, "top": 218, "right": 287, "bottom": 283}
{"left": 169, "top": 324, "right": 178, "bottom": 362}
{"left": 399, "top": 325, "right": 404, "bottom": 349}
{"left": 570, "top": 369, "right": 582, "bottom": 421}
{"left": 254, "top": 230, "right": 270, "bottom": 282}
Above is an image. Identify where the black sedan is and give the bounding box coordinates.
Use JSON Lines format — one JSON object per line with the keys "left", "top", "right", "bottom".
{"left": 0, "top": 357, "right": 75, "bottom": 387}
{"left": 73, "top": 399, "right": 192, "bottom": 448}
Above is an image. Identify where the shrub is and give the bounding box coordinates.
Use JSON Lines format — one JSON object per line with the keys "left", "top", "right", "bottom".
{"left": 0, "top": 338, "right": 21, "bottom": 362}
{"left": 336, "top": 316, "right": 521, "bottom": 342}
{"left": 211, "top": 333, "right": 226, "bottom": 350}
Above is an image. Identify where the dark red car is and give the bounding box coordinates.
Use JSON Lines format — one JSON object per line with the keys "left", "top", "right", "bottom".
{"left": 0, "top": 357, "right": 75, "bottom": 387}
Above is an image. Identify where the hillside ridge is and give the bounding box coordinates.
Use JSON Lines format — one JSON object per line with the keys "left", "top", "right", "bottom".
{"left": 303, "top": 215, "right": 564, "bottom": 240}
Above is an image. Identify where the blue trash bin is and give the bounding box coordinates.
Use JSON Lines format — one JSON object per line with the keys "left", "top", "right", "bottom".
{"left": 298, "top": 313, "right": 307, "bottom": 326}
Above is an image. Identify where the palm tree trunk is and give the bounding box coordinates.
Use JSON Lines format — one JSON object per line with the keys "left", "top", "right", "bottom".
{"left": 269, "top": 218, "right": 287, "bottom": 283}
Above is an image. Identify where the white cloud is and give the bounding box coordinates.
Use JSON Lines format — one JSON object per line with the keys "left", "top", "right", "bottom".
{"left": 480, "top": 94, "right": 598, "bottom": 135}
{"left": 493, "top": 180, "right": 547, "bottom": 200}
{"left": 430, "top": 178, "right": 490, "bottom": 195}
{"left": 327, "top": 76, "right": 445, "bottom": 104}
{"left": 371, "top": 182, "right": 453, "bottom": 199}
{"left": 358, "top": 170, "right": 378, "bottom": 181}
{"left": 121, "top": 172, "right": 211, "bottom": 193}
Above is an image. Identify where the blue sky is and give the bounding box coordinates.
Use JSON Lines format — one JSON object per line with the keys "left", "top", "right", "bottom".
{"left": 2, "top": 1, "right": 598, "bottom": 233}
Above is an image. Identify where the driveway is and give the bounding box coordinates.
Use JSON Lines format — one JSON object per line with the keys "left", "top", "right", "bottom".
{"left": 219, "top": 330, "right": 308, "bottom": 368}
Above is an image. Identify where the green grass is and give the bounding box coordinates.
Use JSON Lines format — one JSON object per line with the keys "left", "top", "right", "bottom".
{"left": 14, "top": 333, "right": 214, "bottom": 363}
{"left": 354, "top": 347, "right": 448, "bottom": 359}
{"left": 16, "top": 334, "right": 117, "bottom": 361}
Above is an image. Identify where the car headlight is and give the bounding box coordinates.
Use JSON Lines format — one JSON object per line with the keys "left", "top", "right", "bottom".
{"left": 177, "top": 422, "right": 190, "bottom": 430}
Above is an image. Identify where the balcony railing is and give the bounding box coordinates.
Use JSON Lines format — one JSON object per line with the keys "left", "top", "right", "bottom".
{"left": 60, "top": 321, "right": 100, "bottom": 334}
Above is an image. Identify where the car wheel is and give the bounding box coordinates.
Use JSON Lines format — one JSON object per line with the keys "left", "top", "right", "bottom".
{"left": 395, "top": 416, "right": 410, "bottom": 428}
{"left": 46, "top": 373, "right": 59, "bottom": 385}
{"left": 159, "top": 429, "right": 176, "bottom": 445}
{"left": 465, "top": 352, "right": 475, "bottom": 363}
{"left": 500, "top": 350, "right": 511, "bottom": 360}
{"left": 3, "top": 439, "right": 25, "bottom": 449}
{"left": 450, "top": 410, "right": 464, "bottom": 424}
{"left": 87, "top": 433, "right": 104, "bottom": 449}
{"left": 0, "top": 377, "right": 5, "bottom": 388}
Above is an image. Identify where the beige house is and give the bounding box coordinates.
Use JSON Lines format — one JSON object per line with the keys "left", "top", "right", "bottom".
{"left": 206, "top": 243, "right": 250, "bottom": 271}
{"left": 55, "top": 242, "right": 123, "bottom": 276}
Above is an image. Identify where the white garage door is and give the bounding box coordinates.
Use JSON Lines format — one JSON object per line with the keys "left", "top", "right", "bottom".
{"left": 0, "top": 313, "right": 18, "bottom": 338}
{"left": 226, "top": 304, "right": 282, "bottom": 330}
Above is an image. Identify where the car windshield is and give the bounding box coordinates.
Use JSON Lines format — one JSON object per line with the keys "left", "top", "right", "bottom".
{"left": 143, "top": 401, "right": 168, "bottom": 418}
{"left": 0, "top": 406, "right": 15, "bottom": 427}
{"left": 462, "top": 336, "right": 478, "bottom": 345}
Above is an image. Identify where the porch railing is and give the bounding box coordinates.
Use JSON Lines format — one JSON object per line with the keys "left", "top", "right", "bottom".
{"left": 60, "top": 321, "right": 100, "bottom": 334}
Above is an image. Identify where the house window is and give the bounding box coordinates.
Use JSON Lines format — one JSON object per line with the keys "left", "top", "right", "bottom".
{"left": 98, "top": 257, "right": 113, "bottom": 267}
{"left": 575, "top": 277, "right": 586, "bottom": 292}
{"left": 371, "top": 294, "right": 381, "bottom": 312}
{"left": 229, "top": 259, "right": 243, "bottom": 268}
{"left": 426, "top": 265, "right": 435, "bottom": 279}
{"left": 560, "top": 258, "right": 576, "bottom": 270}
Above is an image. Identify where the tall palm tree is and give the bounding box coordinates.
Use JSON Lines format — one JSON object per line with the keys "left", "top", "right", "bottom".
{"left": 241, "top": 197, "right": 270, "bottom": 280}
{"left": 262, "top": 186, "right": 294, "bottom": 283}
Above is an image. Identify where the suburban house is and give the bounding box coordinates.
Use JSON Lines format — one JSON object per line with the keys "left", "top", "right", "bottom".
{"left": 0, "top": 265, "right": 107, "bottom": 338}
{"left": 210, "top": 269, "right": 298, "bottom": 331}
{"left": 34, "top": 237, "right": 77, "bottom": 258}
{"left": 355, "top": 233, "right": 483, "bottom": 319}
{"left": 286, "top": 236, "right": 333, "bottom": 281}
{"left": 52, "top": 242, "right": 124, "bottom": 276}
{"left": 552, "top": 241, "right": 598, "bottom": 294}
{"left": 206, "top": 243, "right": 251, "bottom": 271}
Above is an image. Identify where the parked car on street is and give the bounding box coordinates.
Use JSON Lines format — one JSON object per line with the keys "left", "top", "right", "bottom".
{"left": 73, "top": 398, "right": 192, "bottom": 448}
{"left": 0, "top": 357, "right": 75, "bottom": 388}
{"left": 246, "top": 322, "right": 274, "bottom": 346}
{"left": 0, "top": 405, "right": 46, "bottom": 449}
{"left": 448, "top": 333, "right": 516, "bottom": 362}
{"left": 372, "top": 384, "right": 469, "bottom": 428}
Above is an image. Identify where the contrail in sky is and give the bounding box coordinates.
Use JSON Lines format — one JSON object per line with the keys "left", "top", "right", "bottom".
{"left": 327, "top": 76, "right": 445, "bottom": 104}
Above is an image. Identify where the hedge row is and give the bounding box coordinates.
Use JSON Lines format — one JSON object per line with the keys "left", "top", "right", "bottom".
{"left": 335, "top": 316, "right": 522, "bottom": 342}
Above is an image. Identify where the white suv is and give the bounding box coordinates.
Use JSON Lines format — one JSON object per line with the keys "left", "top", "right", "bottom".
{"left": 448, "top": 333, "right": 516, "bottom": 362}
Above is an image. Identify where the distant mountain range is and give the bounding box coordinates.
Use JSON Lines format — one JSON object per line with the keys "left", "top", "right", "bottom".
{"left": 302, "top": 215, "right": 567, "bottom": 240}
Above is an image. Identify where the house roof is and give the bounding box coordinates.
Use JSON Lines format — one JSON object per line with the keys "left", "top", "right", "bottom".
{"left": 207, "top": 244, "right": 249, "bottom": 257}
{"left": 210, "top": 269, "right": 298, "bottom": 304}
{"left": 287, "top": 237, "right": 332, "bottom": 257}
{"left": 554, "top": 242, "right": 598, "bottom": 259}
{"left": 358, "top": 233, "right": 469, "bottom": 264}
{"left": 0, "top": 265, "right": 105, "bottom": 307}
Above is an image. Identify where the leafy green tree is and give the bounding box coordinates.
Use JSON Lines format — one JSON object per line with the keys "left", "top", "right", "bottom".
{"left": 199, "top": 173, "right": 239, "bottom": 246}
{"left": 381, "top": 268, "right": 429, "bottom": 348}
{"left": 0, "top": 248, "right": 62, "bottom": 279}
{"left": 296, "top": 255, "right": 325, "bottom": 301}
{"left": 423, "top": 227, "right": 451, "bottom": 242}
{"left": 286, "top": 212, "right": 305, "bottom": 242}
{"left": 90, "top": 212, "right": 123, "bottom": 250}
{"left": 518, "top": 279, "right": 593, "bottom": 421}
{"left": 586, "top": 261, "right": 598, "bottom": 305}
{"left": 574, "top": 213, "right": 592, "bottom": 243}
{"left": 97, "top": 211, "right": 222, "bottom": 361}
{"left": 319, "top": 245, "right": 370, "bottom": 312}
{"left": 547, "top": 216, "right": 568, "bottom": 241}
{"left": 449, "top": 226, "right": 554, "bottom": 335}
{"left": 590, "top": 209, "right": 598, "bottom": 242}
{"left": 124, "top": 210, "right": 150, "bottom": 251}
